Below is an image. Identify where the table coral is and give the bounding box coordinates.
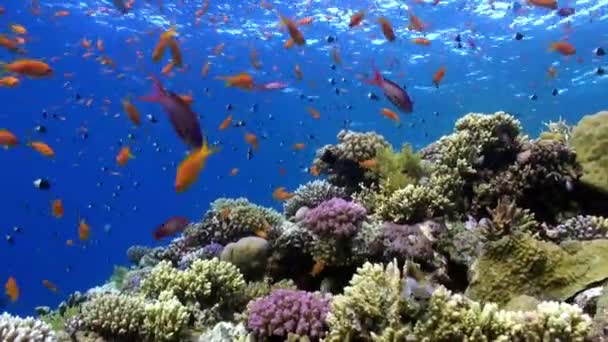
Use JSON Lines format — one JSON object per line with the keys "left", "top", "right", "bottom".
{"left": 247, "top": 289, "right": 331, "bottom": 340}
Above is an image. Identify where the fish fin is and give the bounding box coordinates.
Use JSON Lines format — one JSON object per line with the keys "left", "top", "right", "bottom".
{"left": 139, "top": 77, "right": 164, "bottom": 102}
{"left": 364, "top": 69, "right": 383, "bottom": 86}
{"left": 152, "top": 230, "right": 160, "bottom": 240}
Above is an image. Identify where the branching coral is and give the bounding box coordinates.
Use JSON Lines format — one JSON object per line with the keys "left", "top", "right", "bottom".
{"left": 247, "top": 289, "right": 331, "bottom": 340}
{"left": 284, "top": 180, "right": 347, "bottom": 218}
{"left": 325, "top": 260, "right": 406, "bottom": 341}
{"left": 143, "top": 290, "right": 190, "bottom": 342}
{"left": 540, "top": 117, "right": 573, "bottom": 143}
{"left": 313, "top": 130, "right": 390, "bottom": 192}
{"left": 0, "top": 313, "right": 56, "bottom": 342}
{"left": 303, "top": 198, "right": 367, "bottom": 239}
{"left": 81, "top": 293, "right": 146, "bottom": 339}
{"left": 570, "top": 110, "right": 608, "bottom": 192}
{"left": 375, "top": 183, "right": 449, "bottom": 224}
{"left": 478, "top": 197, "right": 538, "bottom": 241}
{"left": 369, "top": 144, "right": 426, "bottom": 194}
{"left": 543, "top": 215, "right": 608, "bottom": 242}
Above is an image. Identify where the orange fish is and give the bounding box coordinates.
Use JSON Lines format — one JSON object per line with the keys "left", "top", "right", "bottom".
{"left": 0, "top": 35, "right": 24, "bottom": 53}
{"left": 0, "top": 129, "right": 18, "bottom": 148}
{"left": 10, "top": 25, "right": 27, "bottom": 35}
{"left": 549, "top": 42, "right": 576, "bottom": 56}
{"left": 213, "top": 43, "right": 225, "bottom": 56}
{"left": 547, "top": 65, "right": 557, "bottom": 79}
{"left": 245, "top": 132, "right": 259, "bottom": 150}
{"left": 297, "top": 16, "right": 314, "bottom": 25}
{"left": 5, "top": 276, "right": 18, "bottom": 302}
{"left": 168, "top": 39, "right": 182, "bottom": 67}
{"left": 432, "top": 66, "right": 446, "bottom": 88}
{"left": 331, "top": 47, "right": 341, "bottom": 64}
{"left": 0, "top": 76, "right": 19, "bottom": 87}
{"left": 219, "top": 114, "right": 233, "bottom": 130}
{"left": 42, "top": 279, "right": 59, "bottom": 294}
{"left": 528, "top": 0, "right": 557, "bottom": 9}
{"left": 273, "top": 186, "right": 294, "bottom": 201}
{"left": 122, "top": 98, "right": 141, "bottom": 126}
{"left": 310, "top": 259, "right": 326, "bottom": 277}
{"left": 201, "top": 61, "right": 211, "bottom": 78}
{"left": 412, "top": 37, "right": 431, "bottom": 46}
{"left": 78, "top": 218, "right": 90, "bottom": 241}
{"left": 250, "top": 48, "right": 262, "bottom": 69}
{"left": 280, "top": 15, "right": 305, "bottom": 45}
{"left": 55, "top": 10, "right": 70, "bottom": 17}
{"left": 175, "top": 139, "right": 218, "bottom": 193}
{"left": 378, "top": 17, "right": 396, "bottom": 42}
{"left": 307, "top": 107, "right": 320, "bottom": 119}
{"left": 293, "top": 143, "right": 305, "bottom": 150}
{"left": 349, "top": 11, "right": 365, "bottom": 28}
{"left": 161, "top": 61, "right": 175, "bottom": 75}
{"left": 284, "top": 38, "right": 294, "bottom": 49}
{"left": 96, "top": 38, "right": 105, "bottom": 52}
{"left": 152, "top": 26, "right": 177, "bottom": 63}
{"left": 254, "top": 218, "right": 272, "bottom": 239}
{"left": 359, "top": 159, "right": 378, "bottom": 169}
{"left": 381, "top": 107, "right": 400, "bottom": 123}
{"left": 309, "top": 165, "right": 320, "bottom": 176}
{"left": 408, "top": 11, "right": 426, "bottom": 32}
{"left": 29, "top": 141, "right": 54, "bottom": 157}
{"left": 51, "top": 199, "right": 64, "bottom": 218}
{"left": 294, "top": 64, "right": 303, "bottom": 80}
{"left": 116, "top": 146, "right": 134, "bottom": 166}
{"left": 2, "top": 59, "right": 52, "bottom": 77}
{"left": 66, "top": 239, "right": 74, "bottom": 246}
{"left": 230, "top": 168, "right": 239, "bottom": 176}
{"left": 81, "top": 38, "right": 92, "bottom": 49}
{"left": 217, "top": 72, "right": 255, "bottom": 89}
{"left": 178, "top": 93, "right": 194, "bottom": 105}
{"left": 195, "top": 0, "right": 210, "bottom": 17}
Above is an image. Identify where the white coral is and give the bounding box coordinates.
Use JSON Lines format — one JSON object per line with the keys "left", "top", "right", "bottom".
{"left": 0, "top": 312, "right": 56, "bottom": 342}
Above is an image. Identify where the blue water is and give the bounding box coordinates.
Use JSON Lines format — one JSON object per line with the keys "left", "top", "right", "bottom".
{"left": 0, "top": 0, "right": 606, "bottom": 316}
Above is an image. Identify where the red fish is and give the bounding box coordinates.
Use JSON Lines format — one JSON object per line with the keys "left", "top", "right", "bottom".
{"left": 153, "top": 216, "right": 189, "bottom": 240}
{"left": 140, "top": 77, "right": 203, "bottom": 148}
{"left": 365, "top": 69, "right": 413, "bottom": 113}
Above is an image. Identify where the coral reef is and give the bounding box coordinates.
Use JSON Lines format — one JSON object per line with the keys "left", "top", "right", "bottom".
{"left": 220, "top": 236, "right": 270, "bottom": 280}
{"left": 247, "top": 289, "right": 331, "bottom": 340}
{"left": 543, "top": 215, "right": 608, "bottom": 242}
{"left": 0, "top": 313, "right": 56, "bottom": 342}
{"left": 81, "top": 293, "right": 146, "bottom": 339}
{"left": 283, "top": 180, "right": 347, "bottom": 218}
{"left": 570, "top": 110, "right": 608, "bottom": 192}
{"left": 303, "top": 198, "right": 367, "bottom": 239}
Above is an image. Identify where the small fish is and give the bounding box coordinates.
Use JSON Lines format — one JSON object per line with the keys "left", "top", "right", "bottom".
{"left": 0, "top": 76, "right": 19, "bottom": 87}
{"left": 213, "top": 43, "right": 225, "bottom": 56}
{"left": 168, "top": 39, "right": 182, "bottom": 67}
{"left": 140, "top": 76, "right": 203, "bottom": 148}
{"left": 1, "top": 60, "right": 52, "bottom": 77}
{"left": 309, "top": 165, "right": 320, "bottom": 176}
{"left": 547, "top": 65, "right": 557, "bottom": 78}
{"left": 0, "top": 129, "right": 18, "bottom": 148}
{"left": 5, "top": 277, "right": 18, "bottom": 302}
{"left": 254, "top": 218, "right": 272, "bottom": 239}
{"left": 549, "top": 41, "right": 576, "bottom": 55}
{"left": 201, "top": 61, "right": 211, "bottom": 78}
{"left": 331, "top": 47, "right": 341, "bottom": 65}
{"left": 412, "top": 38, "right": 431, "bottom": 46}
{"left": 10, "top": 24, "right": 27, "bottom": 35}
{"left": 78, "top": 218, "right": 90, "bottom": 241}
{"left": 297, "top": 16, "right": 314, "bottom": 26}
{"left": 29, "top": 141, "right": 54, "bottom": 157}
{"left": 380, "top": 108, "right": 400, "bottom": 123}
{"left": 96, "top": 38, "right": 105, "bottom": 52}
{"left": 349, "top": 11, "right": 365, "bottom": 28}
{"left": 308, "top": 107, "right": 320, "bottom": 119}
{"left": 219, "top": 114, "right": 233, "bottom": 130}
{"left": 359, "top": 159, "right": 378, "bottom": 169}
{"left": 175, "top": 139, "right": 218, "bottom": 193}
{"left": 557, "top": 7, "right": 575, "bottom": 17}
{"left": 365, "top": 68, "right": 413, "bottom": 113}
{"left": 272, "top": 186, "right": 294, "bottom": 201}
{"left": 250, "top": 48, "right": 262, "bottom": 69}
{"left": 407, "top": 11, "right": 426, "bottom": 32}
{"left": 310, "top": 259, "right": 326, "bottom": 277}
{"left": 280, "top": 14, "right": 305, "bottom": 45}
{"left": 116, "top": 146, "right": 134, "bottom": 166}
{"left": 153, "top": 216, "right": 189, "bottom": 240}
{"left": 245, "top": 132, "right": 259, "bottom": 151}
{"left": 284, "top": 38, "right": 294, "bottom": 49}
{"left": 51, "top": 199, "right": 64, "bottom": 218}
{"left": 432, "top": 66, "right": 446, "bottom": 88}
{"left": 293, "top": 143, "right": 305, "bottom": 150}
{"left": 42, "top": 279, "right": 59, "bottom": 293}
{"left": 152, "top": 26, "right": 177, "bottom": 63}
{"left": 377, "top": 17, "right": 396, "bottom": 42}
{"left": 230, "top": 168, "right": 239, "bottom": 176}
{"left": 217, "top": 72, "right": 255, "bottom": 90}
{"left": 257, "top": 81, "right": 287, "bottom": 90}
{"left": 528, "top": 0, "right": 557, "bottom": 10}
{"left": 294, "top": 64, "right": 303, "bottom": 80}
{"left": 122, "top": 98, "right": 142, "bottom": 126}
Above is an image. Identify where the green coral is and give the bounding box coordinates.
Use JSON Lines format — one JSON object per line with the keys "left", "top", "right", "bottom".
{"left": 570, "top": 110, "right": 608, "bottom": 192}
{"left": 325, "top": 260, "right": 406, "bottom": 341}
{"left": 141, "top": 258, "right": 245, "bottom": 308}
{"left": 414, "top": 286, "right": 591, "bottom": 341}
{"left": 466, "top": 232, "right": 608, "bottom": 305}
{"left": 109, "top": 265, "right": 130, "bottom": 290}
{"left": 143, "top": 290, "right": 190, "bottom": 341}
{"left": 375, "top": 183, "right": 449, "bottom": 224}
{"left": 370, "top": 144, "right": 425, "bottom": 194}
{"left": 81, "top": 293, "right": 147, "bottom": 339}
{"left": 478, "top": 197, "right": 538, "bottom": 240}
{"left": 39, "top": 306, "right": 79, "bottom": 332}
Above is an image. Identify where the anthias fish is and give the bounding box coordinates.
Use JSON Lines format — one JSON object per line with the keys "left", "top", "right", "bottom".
{"left": 153, "top": 216, "right": 189, "bottom": 240}
{"left": 366, "top": 69, "right": 413, "bottom": 113}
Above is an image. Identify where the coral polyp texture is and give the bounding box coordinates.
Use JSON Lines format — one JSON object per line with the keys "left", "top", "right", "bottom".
{"left": 13, "top": 110, "right": 608, "bottom": 342}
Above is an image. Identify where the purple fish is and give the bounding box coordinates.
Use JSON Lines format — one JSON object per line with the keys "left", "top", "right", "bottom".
{"left": 365, "top": 69, "right": 413, "bottom": 113}
{"left": 557, "top": 7, "right": 575, "bottom": 17}
{"left": 152, "top": 216, "right": 189, "bottom": 240}
{"left": 141, "top": 77, "right": 203, "bottom": 148}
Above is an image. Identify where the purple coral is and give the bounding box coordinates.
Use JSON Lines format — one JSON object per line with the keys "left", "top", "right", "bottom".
{"left": 303, "top": 198, "right": 366, "bottom": 239}
{"left": 247, "top": 289, "right": 331, "bottom": 340}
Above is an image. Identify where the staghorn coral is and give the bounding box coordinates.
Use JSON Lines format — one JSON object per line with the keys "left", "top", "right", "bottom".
{"left": 303, "top": 198, "right": 367, "bottom": 239}
{"left": 284, "top": 180, "right": 347, "bottom": 218}
{"left": 247, "top": 289, "right": 331, "bottom": 340}
{"left": 325, "top": 260, "right": 406, "bottom": 341}
{"left": 466, "top": 232, "right": 608, "bottom": 306}
{"left": 80, "top": 293, "right": 146, "bottom": 339}
{"left": 477, "top": 197, "right": 538, "bottom": 241}
{"left": 313, "top": 130, "right": 390, "bottom": 192}
{"left": 570, "top": 110, "right": 608, "bottom": 192}
{"left": 414, "top": 286, "right": 591, "bottom": 341}
{"left": 183, "top": 198, "right": 284, "bottom": 246}
{"left": 543, "top": 215, "right": 608, "bottom": 242}
{"left": 0, "top": 313, "right": 56, "bottom": 342}
{"left": 143, "top": 290, "right": 190, "bottom": 342}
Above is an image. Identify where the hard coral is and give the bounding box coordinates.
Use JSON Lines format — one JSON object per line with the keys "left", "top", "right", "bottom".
{"left": 220, "top": 236, "right": 270, "bottom": 280}
{"left": 370, "top": 144, "right": 426, "bottom": 194}
{"left": 570, "top": 110, "right": 608, "bottom": 192}
{"left": 81, "top": 293, "right": 146, "bottom": 339}
{"left": 375, "top": 183, "right": 449, "bottom": 224}
{"left": 283, "top": 180, "right": 347, "bottom": 218}
{"left": 247, "top": 289, "right": 331, "bottom": 340}
{"left": 0, "top": 313, "right": 56, "bottom": 342}
{"left": 303, "top": 198, "right": 367, "bottom": 239}
{"left": 478, "top": 197, "right": 538, "bottom": 241}
{"left": 313, "top": 130, "right": 390, "bottom": 193}
{"left": 543, "top": 215, "right": 608, "bottom": 242}
{"left": 143, "top": 290, "right": 190, "bottom": 342}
